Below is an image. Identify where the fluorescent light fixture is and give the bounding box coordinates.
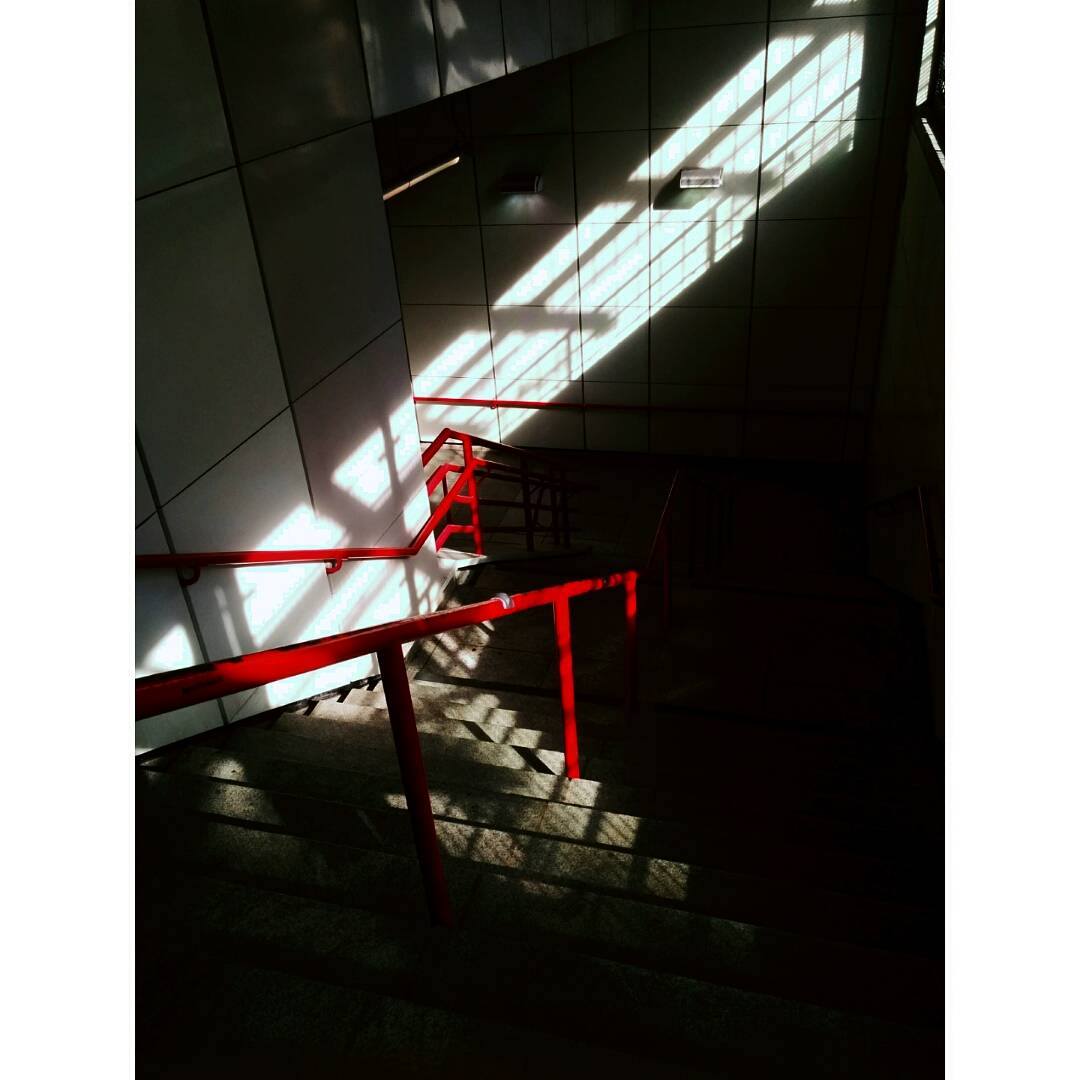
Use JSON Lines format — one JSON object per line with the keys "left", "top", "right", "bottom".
{"left": 679, "top": 167, "right": 723, "bottom": 189}
{"left": 500, "top": 173, "right": 544, "bottom": 194}
{"left": 382, "top": 156, "right": 461, "bottom": 201}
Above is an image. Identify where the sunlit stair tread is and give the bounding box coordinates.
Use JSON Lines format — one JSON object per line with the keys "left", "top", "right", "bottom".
{"left": 203, "top": 725, "right": 651, "bottom": 812}
{"left": 198, "top": 721, "right": 939, "bottom": 851}
{"left": 295, "top": 698, "right": 623, "bottom": 758}
{"left": 137, "top": 770, "right": 934, "bottom": 955}
{"left": 138, "top": 872, "right": 942, "bottom": 1076}
{"left": 218, "top": 717, "right": 935, "bottom": 840}
{"left": 281, "top": 700, "right": 930, "bottom": 816}
{"left": 150, "top": 744, "right": 935, "bottom": 901}
{"left": 346, "top": 679, "right": 623, "bottom": 726}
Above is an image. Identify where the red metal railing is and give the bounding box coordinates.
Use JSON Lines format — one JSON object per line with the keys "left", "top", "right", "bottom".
{"left": 136, "top": 569, "right": 641, "bottom": 928}
{"left": 135, "top": 428, "right": 575, "bottom": 584}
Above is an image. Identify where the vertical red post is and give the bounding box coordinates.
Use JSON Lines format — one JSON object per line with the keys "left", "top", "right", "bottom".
{"left": 377, "top": 645, "right": 453, "bottom": 928}
{"left": 462, "top": 435, "right": 484, "bottom": 556}
{"left": 552, "top": 594, "right": 581, "bottom": 779}
{"left": 520, "top": 459, "right": 534, "bottom": 552}
{"left": 624, "top": 571, "right": 639, "bottom": 723}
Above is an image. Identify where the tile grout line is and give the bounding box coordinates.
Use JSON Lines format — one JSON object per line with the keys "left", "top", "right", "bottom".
{"left": 135, "top": 428, "right": 229, "bottom": 728}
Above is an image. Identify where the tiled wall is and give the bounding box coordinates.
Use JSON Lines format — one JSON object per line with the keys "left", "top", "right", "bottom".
{"left": 135, "top": 0, "right": 451, "bottom": 752}
{"left": 356, "top": 0, "right": 634, "bottom": 115}
{"left": 396, "top": 0, "right": 927, "bottom": 460}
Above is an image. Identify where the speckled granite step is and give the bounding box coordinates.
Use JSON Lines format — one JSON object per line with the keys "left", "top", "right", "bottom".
{"left": 138, "top": 873, "right": 941, "bottom": 1074}
{"left": 138, "top": 770, "right": 934, "bottom": 955}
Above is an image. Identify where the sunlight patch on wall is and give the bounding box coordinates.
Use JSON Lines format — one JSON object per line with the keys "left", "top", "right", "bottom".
{"left": 136, "top": 624, "right": 196, "bottom": 679}
{"left": 233, "top": 504, "right": 344, "bottom": 647}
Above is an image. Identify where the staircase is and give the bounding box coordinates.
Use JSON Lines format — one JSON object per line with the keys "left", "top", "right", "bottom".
{"left": 136, "top": 453, "right": 943, "bottom": 1077}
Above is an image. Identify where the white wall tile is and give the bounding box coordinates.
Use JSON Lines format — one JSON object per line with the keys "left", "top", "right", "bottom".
{"left": 650, "top": 219, "right": 756, "bottom": 308}
{"left": 575, "top": 131, "right": 651, "bottom": 223}
{"left": 771, "top": 1, "right": 895, "bottom": 21}
{"left": 136, "top": 170, "right": 287, "bottom": 503}
{"left": 650, "top": 307, "right": 749, "bottom": 385}
{"left": 135, "top": 514, "right": 223, "bottom": 752}
{"left": 205, "top": 0, "right": 370, "bottom": 161}
{"left": 482, "top": 225, "right": 581, "bottom": 308}
{"left": 403, "top": 304, "right": 494, "bottom": 381}
{"left": 243, "top": 125, "right": 400, "bottom": 400}
{"left": 293, "top": 324, "right": 425, "bottom": 548}
{"left": 161, "top": 412, "right": 338, "bottom": 719}
{"left": 502, "top": 0, "right": 553, "bottom": 72}
{"left": 356, "top": 0, "right": 441, "bottom": 117}
{"left": 584, "top": 382, "right": 648, "bottom": 451}
{"left": 765, "top": 15, "right": 892, "bottom": 123}
{"left": 572, "top": 32, "right": 648, "bottom": 131}
{"left": 758, "top": 118, "right": 879, "bottom": 219}
{"left": 497, "top": 386, "right": 585, "bottom": 448}
{"left": 475, "top": 136, "right": 576, "bottom": 225}
{"left": 581, "top": 306, "right": 650, "bottom": 382}
{"left": 579, "top": 221, "right": 650, "bottom": 310}
{"left": 413, "top": 375, "right": 501, "bottom": 441}
{"left": 393, "top": 227, "right": 488, "bottom": 305}
{"left": 651, "top": 0, "right": 768, "bottom": 26}
{"left": 470, "top": 58, "right": 572, "bottom": 134}
{"left": 651, "top": 23, "right": 767, "bottom": 130}
{"left": 135, "top": 0, "right": 232, "bottom": 197}
{"left": 491, "top": 307, "right": 583, "bottom": 383}
{"left": 649, "top": 122, "right": 762, "bottom": 225}
{"left": 551, "top": 0, "right": 588, "bottom": 57}
{"left": 434, "top": 0, "right": 506, "bottom": 93}
{"left": 586, "top": 0, "right": 617, "bottom": 44}
{"left": 753, "top": 219, "right": 869, "bottom": 307}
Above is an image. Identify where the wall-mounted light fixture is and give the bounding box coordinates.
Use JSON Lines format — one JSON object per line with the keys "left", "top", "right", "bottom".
{"left": 500, "top": 173, "right": 544, "bottom": 194}
{"left": 678, "top": 167, "right": 723, "bottom": 189}
{"left": 382, "top": 155, "right": 461, "bottom": 201}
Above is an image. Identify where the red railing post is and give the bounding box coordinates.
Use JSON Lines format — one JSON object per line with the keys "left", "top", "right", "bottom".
{"left": 376, "top": 645, "right": 453, "bottom": 928}
{"left": 552, "top": 593, "right": 581, "bottom": 779}
{"left": 520, "top": 459, "right": 534, "bottom": 552}
{"left": 624, "top": 570, "right": 639, "bottom": 723}
{"left": 461, "top": 435, "right": 485, "bottom": 557}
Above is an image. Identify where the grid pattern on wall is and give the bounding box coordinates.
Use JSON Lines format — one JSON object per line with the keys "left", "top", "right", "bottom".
{"left": 355, "top": 0, "right": 635, "bottom": 116}
{"left": 392, "top": 1, "right": 929, "bottom": 461}
{"left": 135, "top": 0, "right": 451, "bottom": 751}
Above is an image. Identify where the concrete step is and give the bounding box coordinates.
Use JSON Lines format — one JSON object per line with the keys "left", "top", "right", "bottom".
{"left": 139, "top": 872, "right": 941, "bottom": 1072}
{"left": 138, "top": 770, "right": 935, "bottom": 954}
{"left": 257, "top": 706, "right": 623, "bottom": 784}
{"left": 283, "top": 698, "right": 934, "bottom": 822}
{"left": 295, "top": 698, "right": 622, "bottom": 762}
{"left": 147, "top": 744, "right": 935, "bottom": 905}
{"left": 191, "top": 719, "right": 938, "bottom": 857}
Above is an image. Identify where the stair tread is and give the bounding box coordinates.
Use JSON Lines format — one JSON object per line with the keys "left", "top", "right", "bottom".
{"left": 138, "top": 771, "right": 936, "bottom": 955}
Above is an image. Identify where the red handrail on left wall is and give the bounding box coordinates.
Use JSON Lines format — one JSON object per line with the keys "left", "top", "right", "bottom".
{"left": 135, "top": 427, "right": 573, "bottom": 584}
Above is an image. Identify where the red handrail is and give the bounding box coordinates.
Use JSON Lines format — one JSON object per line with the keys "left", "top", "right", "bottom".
{"left": 136, "top": 568, "right": 641, "bottom": 928}
{"left": 135, "top": 427, "right": 572, "bottom": 583}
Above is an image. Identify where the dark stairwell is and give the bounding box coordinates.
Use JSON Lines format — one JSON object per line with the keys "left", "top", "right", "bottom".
{"left": 136, "top": 448, "right": 943, "bottom": 1077}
